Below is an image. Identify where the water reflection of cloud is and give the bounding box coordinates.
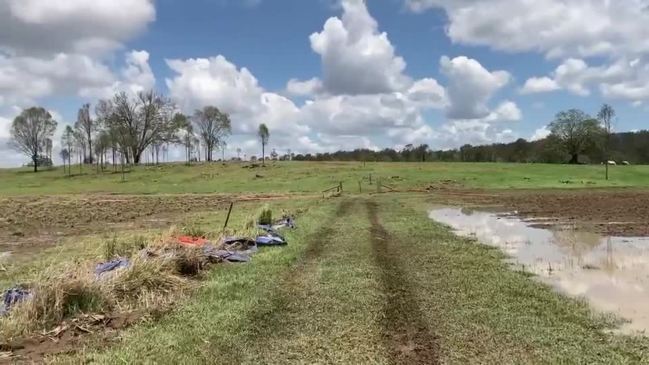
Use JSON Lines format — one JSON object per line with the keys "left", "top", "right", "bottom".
{"left": 429, "top": 207, "right": 649, "bottom": 334}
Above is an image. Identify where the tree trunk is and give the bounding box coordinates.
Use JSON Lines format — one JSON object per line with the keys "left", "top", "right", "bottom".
{"left": 121, "top": 155, "right": 125, "bottom": 182}
{"left": 262, "top": 144, "right": 265, "bottom": 166}
{"left": 132, "top": 146, "right": 141, "bottom": 164}
{"left": 569, "top": 153, "right": 579, "bottom": 164}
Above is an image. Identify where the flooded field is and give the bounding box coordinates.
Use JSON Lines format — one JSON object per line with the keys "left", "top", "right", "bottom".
{"left": 429, "top": 207, "right": 649, "bottom": 334}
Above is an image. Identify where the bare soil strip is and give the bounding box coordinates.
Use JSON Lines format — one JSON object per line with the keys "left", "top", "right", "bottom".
{"left": 366, "top": 200, "right": 440, "bottom": 365}
{"left": 0, "top": 193, "right": 299, "bottom": 249}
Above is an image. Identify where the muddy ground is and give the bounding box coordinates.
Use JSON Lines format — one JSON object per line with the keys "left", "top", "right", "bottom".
{"left": 0, "top": 193, "right": 294, "bottom": 250}
{"left": 430, "top": 188, "right": 649, "bottom": 236}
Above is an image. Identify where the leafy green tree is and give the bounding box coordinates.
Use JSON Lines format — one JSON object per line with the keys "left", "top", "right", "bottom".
{"left": 549, "top": 109, "right": 602, "bottom": 164}
{"left": 192, "top": 106, "right": 231, "bottom": 162}
{"left": 9, "top": 107, "right": 57, "bottom": 172}
{"left": 258, "top": 123, "right": 269, "bottom": 166}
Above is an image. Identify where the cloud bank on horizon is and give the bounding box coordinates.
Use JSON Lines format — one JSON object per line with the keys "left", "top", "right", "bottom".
{"left": 1, "top": 0, "right": 648, "bottom": 166}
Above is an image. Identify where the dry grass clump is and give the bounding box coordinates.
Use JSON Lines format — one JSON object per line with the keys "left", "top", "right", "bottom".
{"left": 104, "top": 256, "right": 189, "bottom": 307}
{"left": 171, "top": 247, "right": 208, "bottom": 277}
{"left": 103, "top": 234, "right": 149, "bottom": 260}
{"left": 0, "top": 214, "right": 275, "bottom": 343}
{"left": 0, "top": 263, "right": 108, "bottom": 340}
{"left": 1, "top": 250, "right": 190, "bottom": 341}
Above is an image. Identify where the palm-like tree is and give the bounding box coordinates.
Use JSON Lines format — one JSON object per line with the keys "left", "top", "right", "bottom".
{"left": 258, "top": 123, "right": 269, "bottom": 166}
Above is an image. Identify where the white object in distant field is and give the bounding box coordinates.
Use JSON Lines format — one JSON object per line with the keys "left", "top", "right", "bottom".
{"left": 607, "top": 160, "right": 617, "bottom": 165}
{"left": 622, "top": 161, "right": 631, "bottom": 165}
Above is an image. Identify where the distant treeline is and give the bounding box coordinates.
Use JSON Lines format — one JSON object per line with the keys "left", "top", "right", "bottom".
{"left": 292, "top": 130, "right": 649, "bottom": 164}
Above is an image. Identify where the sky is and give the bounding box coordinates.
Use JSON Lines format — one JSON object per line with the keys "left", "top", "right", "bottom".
{"left": 1, "top": 0, "right": 649, "bottom": 167}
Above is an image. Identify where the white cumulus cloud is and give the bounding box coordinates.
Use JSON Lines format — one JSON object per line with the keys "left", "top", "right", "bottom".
{"left": 440, "top": 55, "right": 510, "bottom": 120}
{"left": 309, "top": 0, "right": 410, "bottom": 95}
{"left": 521, "top": 77, "right": 560, "bottom": 94}
{"left": 1, "top": 0, "right": 155, "bottom": 56}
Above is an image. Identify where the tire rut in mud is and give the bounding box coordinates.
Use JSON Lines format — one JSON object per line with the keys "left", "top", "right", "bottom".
{"left": 366, "top": 200, "right": 440, "bottom": 365}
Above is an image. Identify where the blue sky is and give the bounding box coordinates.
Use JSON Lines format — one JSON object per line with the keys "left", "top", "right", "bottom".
{"left": 1, "top": 0, "right": 648, "bottom": 166}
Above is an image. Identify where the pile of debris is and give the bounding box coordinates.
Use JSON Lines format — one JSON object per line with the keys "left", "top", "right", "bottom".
{"left": 92, "top": 214, "right": 296, "bottom": 278}
{"left": 0, "top": 211, "right": 297, "bottom": 356}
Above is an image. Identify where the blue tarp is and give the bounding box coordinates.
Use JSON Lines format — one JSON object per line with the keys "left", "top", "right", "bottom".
{"left": 222, "top": 237, "right": 256, "bottom": 247}
{"left": 0, "top": 287, "right": 31, "bottom": 316}
{"left": 275, "top": 216, "right": 296, "bottom": 229}
{"left": 203, "top": 245, "right": 251, "bottom": 263}
{"left": 95, "top": 258, "right": 130, "bottom": 277}
{"left": 259, "top": 217, "right": 296, "bottom": 234}
{"left": 255, "top": 234, "right": 287, "bottom": 246}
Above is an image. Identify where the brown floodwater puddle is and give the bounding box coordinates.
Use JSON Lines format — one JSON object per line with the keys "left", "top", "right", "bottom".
{"left": 429, "top": 207, "right": 649, "bottom": 335}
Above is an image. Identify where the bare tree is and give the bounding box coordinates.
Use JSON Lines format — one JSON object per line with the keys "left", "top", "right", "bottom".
{"left": 258, "top": 123, "right": 269, "bottom": 166}
{"left": 236, "top": 148, "right": 242, "bottom": 160}
{"left": 192, "top": 106, "right": 231, "bottom": 162}
{"left": 9, "top": 107, "right": 57, "bottom": 172}
{"left": 61, "top": 125, "right": 75, "bottom": 176}
{"left": 220, "top": 140, "right": 227, "bottom": 162}
{"left": 45, "top": 138, "right": 53, "bottom": 161}
{"left": 597, "top": 104, "right": 615, "bottom": 180}
{"left": 75, "top": 103, "right": 97, "bottom": 164}
{"left": 95, "top": 130, "right": 112, "bottom": 171}
{"left": 96, "top": 91, "right": 181, "bottom": 164}
{"left": 73, "top": 127, "right": 86, "bottom": 174}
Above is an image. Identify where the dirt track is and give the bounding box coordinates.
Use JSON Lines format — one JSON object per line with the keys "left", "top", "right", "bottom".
{"left": 434, "top": 189, "right": 649, "bottom": 236}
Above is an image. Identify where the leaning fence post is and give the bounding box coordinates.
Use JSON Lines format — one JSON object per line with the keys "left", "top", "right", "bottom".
{"left": 369, "top": 174, "right": 372, "bottom": 185}
{"left": 339, "top": 181, "right": 343, "bottom": 193}
{"left": 223, "top": 202, "right": 234, "bottom": 231}
{"left": 358, "top": 180, "right": 362, "bottom": 193}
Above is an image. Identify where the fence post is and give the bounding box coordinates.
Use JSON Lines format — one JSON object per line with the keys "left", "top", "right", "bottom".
{"left": 339, "top": 181, "right": 343, "bottom": 193}
{"left": 358, "top": 180, "right": 362, "bottom": 193}
{"left": 369, "top": 174, "right": 372, "bottom": 185}
{"left": 223, "top": 202, "right": 234, "bottom": 231}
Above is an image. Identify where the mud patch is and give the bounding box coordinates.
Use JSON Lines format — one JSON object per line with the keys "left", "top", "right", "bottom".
{"left": 432, "top": 189, "right": 649, "bottom": 236}
{"left": 0, "top": 311, "right": 148, "bottom": 364}
{"left": 367, "top": 201, "right": 439, "bottom": 364}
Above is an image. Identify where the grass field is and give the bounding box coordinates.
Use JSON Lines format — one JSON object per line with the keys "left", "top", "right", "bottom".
{"left": 48, "top": 195, "right": 649, "bottom": 364}
{"left": 2, "top": 162, "right": 649, "bottom": 363}
{"left": 1, "top": 161, "right": 649, "bottom": 196}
